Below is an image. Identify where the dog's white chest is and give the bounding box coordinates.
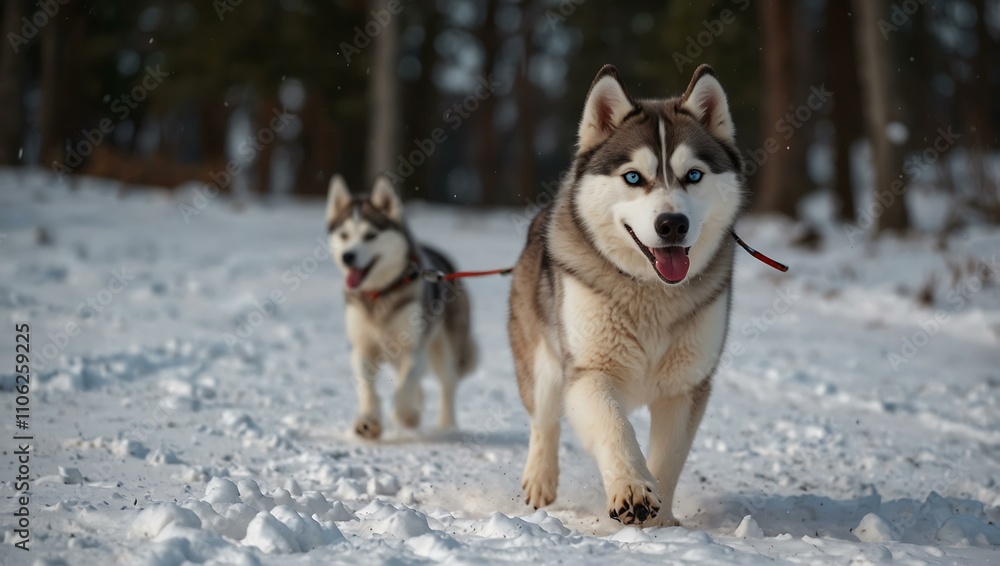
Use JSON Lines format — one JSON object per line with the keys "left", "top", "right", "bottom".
{"left": 560, "top": 276, "right": 727, "bottom": 406}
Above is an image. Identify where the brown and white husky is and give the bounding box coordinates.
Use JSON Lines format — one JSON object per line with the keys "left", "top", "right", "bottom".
{"left": 508, "top": 64, "right": 744, "bottom": 526}
{"left": 327, "top": 176, "right": 477, "bottom": 439}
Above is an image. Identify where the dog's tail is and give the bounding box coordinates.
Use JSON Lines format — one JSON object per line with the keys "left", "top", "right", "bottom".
{"left": 441, "top": 278, "right": 477, "bottom": 379}
{"left": 455, "top": 330, "right": 478, "bottom": 379}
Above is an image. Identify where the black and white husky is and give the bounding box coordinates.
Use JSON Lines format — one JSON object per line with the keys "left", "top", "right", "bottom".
{"left": 508, "top": 65, "right": 744, "bottom": 526}
{"left": 326, "top": 176, "right": 477, "bottom": 439}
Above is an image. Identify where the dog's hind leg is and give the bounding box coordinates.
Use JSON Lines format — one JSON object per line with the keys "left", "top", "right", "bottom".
{"left": 428, "top": 335, "right": 459, "bottom": 430}
{"left": 392, "top": 349, "right": 426, "bottom": 429}
{"left": 521, "top": 341, "right": 562, "bottom": 509}
{"left": 351, "top": 346, "right": 383, "bottom": 439}
{"left": 645, "top": 378, "right": 711, "bottom": 527}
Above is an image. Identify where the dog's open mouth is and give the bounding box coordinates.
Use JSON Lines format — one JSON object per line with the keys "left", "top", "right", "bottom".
{"left": 346, "top": 258, "right": 377, "bottom": 289}
{"left": 625, "top": 225, "right": 690, "bottom": 284}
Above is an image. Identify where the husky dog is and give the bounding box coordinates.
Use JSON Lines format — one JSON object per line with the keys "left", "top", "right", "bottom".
{"left": 508, "top": 64, "right": 744, "bottom": 526}
{"left": 326, "top": 176, "right": 477, "bottom": 439}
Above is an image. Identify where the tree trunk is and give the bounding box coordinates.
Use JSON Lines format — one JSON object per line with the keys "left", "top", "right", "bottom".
{"left": 399, "top": 7, "right": 441, "bottom": 200}
{"left": 293, "top": 94, "right": 339, "bottom": 196}
{"left": 254, "top": 96, "right": 280, "bottom": 195}
{"left": 853, "top": 0, "right": 909, "bottom": 234}
{"left": 473, "top": 0, "right": 502, "bottom": 205}
{"left": 967, "top": 0, "right": 995, "bottom": 150}
{"left": 0, "top": 0, "right": 26, "bottom": 164}
{"left": 199, "top": 94, "right": 229, "bottom": 165}
{"left": 39, "top": 6, "right": 63, "bottom": 168}
{"left": 753, "top": 0, "right": 806, "bottom": 218}
{"left": 512, "top": 4, "right": 541, "bottom": 206}
{"left": 827, "top": 0, "right": 863, "bottom": 220}
{"left": 365, "top": 0, "right": 400, "bottom": 186}
{"left": 910, "top": 6, "right": 945, "bottom": 153}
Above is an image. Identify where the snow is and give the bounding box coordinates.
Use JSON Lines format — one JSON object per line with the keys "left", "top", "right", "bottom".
{"left": 1, "top": 169, "right": 999, "bottom": 564}
{"left": 733, "top": 515, "right": 764, "bottom": 539}
{"left": 854, "top": 512, "right": 898, "bottom": 543}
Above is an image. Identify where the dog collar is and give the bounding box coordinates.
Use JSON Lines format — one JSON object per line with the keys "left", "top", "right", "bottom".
{"left": 362, "top": 258, "right": 421, "bottom": 301}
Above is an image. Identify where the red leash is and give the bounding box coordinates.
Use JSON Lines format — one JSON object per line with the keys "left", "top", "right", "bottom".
{"left": 365, "top": 234, "right": 784, "bottom": 300}
{"left": 431, "top": 234, "right": 787, "bottom": 279}
{"left": 428, "top": 266, "right": 514, "bottom": 282}
{"left": 364, "top": 265, "right": 514, "bottom": 301}
{"left": 731, "top": 231, "right": 789, "bottom": 272}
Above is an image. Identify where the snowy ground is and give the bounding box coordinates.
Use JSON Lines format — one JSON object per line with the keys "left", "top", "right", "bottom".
{"left": 1, "top": 169, "right": 999, "bottom": 565}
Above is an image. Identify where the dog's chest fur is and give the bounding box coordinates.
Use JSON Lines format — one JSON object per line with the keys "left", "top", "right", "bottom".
{"left": 546, "top": 199, "right": 734, "bottom": 406}
{"left": 558, "top": 269, "right": 729, "bottom": 405}
{"left": 345, "top": 286, "right": 425, "bottom": 354}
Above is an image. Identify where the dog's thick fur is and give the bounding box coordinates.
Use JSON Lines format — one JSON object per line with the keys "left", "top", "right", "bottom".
{"left": 327, "top": 176, "right": 477, "bottom": 439}
{"left": 508, "top": 65, "right": 744, "bottom": 526}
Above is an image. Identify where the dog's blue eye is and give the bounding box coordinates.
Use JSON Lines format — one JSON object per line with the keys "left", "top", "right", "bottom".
{"left": 686, "top": 169, "right": 703, "bottom": 183}
{"left": 623, "top": 171, "right": 641, "bottom": 185}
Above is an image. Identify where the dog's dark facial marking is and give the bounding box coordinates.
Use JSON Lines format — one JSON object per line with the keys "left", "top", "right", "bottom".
{"left": 327, "top": 198, "right": 402, "bottom": 234}
{"left": 575, "top": 98, "right": 741, "bottom": 189}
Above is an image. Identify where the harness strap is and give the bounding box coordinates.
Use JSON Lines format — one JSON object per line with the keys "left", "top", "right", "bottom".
{"left": 363, "top": 257, "right": 421, "bottom": 301}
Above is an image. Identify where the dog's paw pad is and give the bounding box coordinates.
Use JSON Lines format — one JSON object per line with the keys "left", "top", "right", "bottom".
{"left": 354, "top": 417, "right": 382, "bottom": 439}
{"left": 607, "top": 480, "right": 661, "bottom": 526}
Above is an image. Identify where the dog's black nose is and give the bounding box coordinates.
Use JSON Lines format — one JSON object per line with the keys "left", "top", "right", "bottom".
{"left": 342, "top": 251, "right": 356, "bottom": 266}
{"left": 655, "top": 213, "right": 689, "bottom": 243}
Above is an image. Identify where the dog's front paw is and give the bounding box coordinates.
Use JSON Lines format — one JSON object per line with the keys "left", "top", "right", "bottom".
{"left": 354, "top": 416, "right": 382, "bottom": 439}
{"left": 393, "top": 404, "right": 421, "bottom": 429}
{"left": 606, "top": 478, "right": 661, "bottom": 526}
{"left": 521, "top": 461, "right": 558, "bottom": 509}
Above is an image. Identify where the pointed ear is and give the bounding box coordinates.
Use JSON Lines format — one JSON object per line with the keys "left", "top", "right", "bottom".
{"left": 680, "top": 65, "right": 736, "bottom": 142}
{"left": 370, "top": 176, "right": 402, "bottom": 220}
{"left": 326, "top": 174, "right": 352, "bottom": 223}
{"left": 577, "top": 65, "right": 635, "bottom": 154}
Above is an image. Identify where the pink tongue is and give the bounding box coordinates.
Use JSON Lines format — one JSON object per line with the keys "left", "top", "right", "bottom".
{"left": 346, "top": 268, "right": 364, "bottom": 289}
{"left": 651, "top": 247, "right": 690, "bottom": 282}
